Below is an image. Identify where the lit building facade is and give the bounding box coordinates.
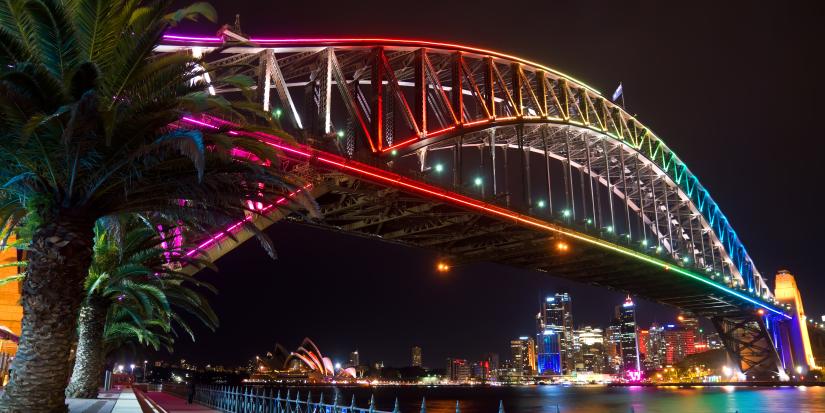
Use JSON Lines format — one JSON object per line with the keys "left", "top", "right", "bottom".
{"left": 617, "top": 296, "right": 641, "bottom": 373}
{"left": 481, "top": 352, "right": 500, "bottom": 374}
{"left": 446, "top": 358, "right": 470, "bottom": 382}
{"left": 536, "top": 330, "right": 561, "bottom": 375}
{"left": 642, "top": 323, "right": 666, "bottom": 370}
{"left": 573, "top": 326, "right": 606, "bottom": 373}
{"left": 605, "top": 322, "right": 623, "bottom": 374}
{"left": 663, "top": 324, "right": 696, "bottom": 365}
{"left": 511, "top": 336, "right": 537, "bottom": 377}
{"left": 471, "top": 360, "right": 491, "bottom": 381}
{"left": 536, "top": 293, "right": 573, "bottom": 374}
{"left": 411, "top": 346, "right": 423, "bottom": 367}
{"left": 347, "top": 350, "right": 360, "bottom": 368}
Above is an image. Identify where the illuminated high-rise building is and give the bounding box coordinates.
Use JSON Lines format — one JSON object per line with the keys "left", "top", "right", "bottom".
{"left": 638, "top": 329, "right": 649, "bottom": 359}
{"left": 616, "top": 296, "right": 640, "bottom": 373}
{"left": 605, "top": 322, "right": 623, "bottom": 374}
{"left": 411, "top": 346, "right": 423, "bottom": 367}
{"left": 642, "top": 323, "right": 666, "bottom": 370}
{"left": 536, "top": 293, "right": 574, "bottom": 374}
{"left": 481, "top": 353, "right": 500, "bottom": 375}
{"left": 663, "top": 323, "right": 695, "bottom": 365}
{"left": 471, "top": 360, "right": 491, "bottom": 381}
{"left": 536, "top": 329, "right": 561, "bottom": 375}
{"left": 573, "top": 326, "right": 605, "bottom": 373}
{"left": 511, "top": 336, "right": 537, "bottom": 377}
{"left": 446, "top": 358, "right": 470, "bottom": 382}
{"left": 347, "top": 350, "right": 360, "bottom": 368}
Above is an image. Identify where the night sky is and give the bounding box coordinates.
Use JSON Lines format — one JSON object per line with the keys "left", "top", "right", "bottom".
{"left": 166, "top": 1, "right": 825, "bottom": 368}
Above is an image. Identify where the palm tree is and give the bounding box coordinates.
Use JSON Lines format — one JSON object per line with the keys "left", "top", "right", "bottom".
{"left": 0, "top": 1, "right": 299, "bottom": 409}
{"left": 65, "top": 218, "right": 218, "bottom": 398}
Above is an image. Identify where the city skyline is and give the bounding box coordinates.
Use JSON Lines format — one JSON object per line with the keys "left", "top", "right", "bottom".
{"left": 170, "top": 284, "right": 730, "bottom": 372}
{"left": 234, "top": 292, "right": 740, "bottom": 379}
{"left": 168, "top": 222, "right": 695, "bottom": 367}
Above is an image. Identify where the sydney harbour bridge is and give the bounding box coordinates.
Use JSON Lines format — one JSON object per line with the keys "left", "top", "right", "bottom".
{"left": 156, "top": 30, "right": 817, "bottom": 380}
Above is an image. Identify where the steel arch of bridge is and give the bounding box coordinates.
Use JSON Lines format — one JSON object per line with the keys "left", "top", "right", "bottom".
{"left": 160, "top": 34, "right": 771, "bottom": 302}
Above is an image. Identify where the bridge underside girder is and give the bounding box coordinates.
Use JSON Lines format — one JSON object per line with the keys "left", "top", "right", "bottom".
{"left": 294, "top": 174, "right": 757, "bottom": 318}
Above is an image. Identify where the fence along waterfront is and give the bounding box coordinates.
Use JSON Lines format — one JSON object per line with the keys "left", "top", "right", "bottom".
{"left": 171, "top": 385, "right": 507, "bottom": 413}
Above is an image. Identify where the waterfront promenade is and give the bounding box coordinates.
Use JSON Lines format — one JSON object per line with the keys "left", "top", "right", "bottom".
{"left": 67, "top": 388, "right": 217, "bottom": 413}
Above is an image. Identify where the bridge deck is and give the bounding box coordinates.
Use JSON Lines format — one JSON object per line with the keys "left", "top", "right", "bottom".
{"left": 296, "top": 174, "right": 751, "bottom": 318}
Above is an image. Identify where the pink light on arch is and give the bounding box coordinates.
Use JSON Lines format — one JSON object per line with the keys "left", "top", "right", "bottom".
{"left": 182, "top": 185, "right": 309, "bottom": 258}
{"left": 160, "top": 34, "right": 602, "bottom": 95}
{"left": 177, "top": 116, "right": 311, "bottom": 259}
{"left": 162, "top": 34, "right": 223, "bottom": 43}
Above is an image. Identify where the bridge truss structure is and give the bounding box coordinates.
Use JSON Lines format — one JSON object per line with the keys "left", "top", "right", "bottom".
{"left": 158, "top": 33, "right": 800, "bottom": 378}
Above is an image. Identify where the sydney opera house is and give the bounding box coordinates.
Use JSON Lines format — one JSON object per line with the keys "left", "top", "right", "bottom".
{"left": 248, "top": 338, "right": 357, "bottom": 383}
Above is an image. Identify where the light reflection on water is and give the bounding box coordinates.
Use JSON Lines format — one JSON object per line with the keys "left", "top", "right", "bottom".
{"left": 280, "top": 385, "right": 825, "bottom": 413}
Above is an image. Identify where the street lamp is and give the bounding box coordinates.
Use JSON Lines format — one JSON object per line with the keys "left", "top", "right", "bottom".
{"left": 436, "top": 262, "right": 450, "bottom": 273}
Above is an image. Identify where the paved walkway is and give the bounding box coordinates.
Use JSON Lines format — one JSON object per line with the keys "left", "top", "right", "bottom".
{"left": 110, "top": 389, "right": 143, "bottom": 413}
{"left": 67, "top": 387, "right": 218, "bottom": 413}
{"left": 67, "top": 389, "right": 120, "bottom": 413}
{"left": 141, "top": 391, "right": 218, "bottom": 413}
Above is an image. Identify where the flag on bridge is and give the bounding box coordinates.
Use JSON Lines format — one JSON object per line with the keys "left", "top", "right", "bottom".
{"left": 612, "top": 82, "right": 624, "bottom": 102}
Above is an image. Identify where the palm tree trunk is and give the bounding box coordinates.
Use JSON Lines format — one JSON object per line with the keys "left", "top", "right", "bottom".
{"left": 0, "top": 217, "right": 94, "bottom": 413}
{"left": 65, "top": 295, "right": 108, "bottom": 399}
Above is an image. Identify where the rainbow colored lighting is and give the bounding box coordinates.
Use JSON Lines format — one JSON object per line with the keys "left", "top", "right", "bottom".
{"left": 179, "top": 115, "right": 788, "bottom": 319}
{"left": 163, "top": 35, "right": 763, "bottom": 295}
{"left": 161, "top": 35, "right": 600, "bottom": 94}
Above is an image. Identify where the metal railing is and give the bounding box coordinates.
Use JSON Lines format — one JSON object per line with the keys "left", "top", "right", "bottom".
{"left": 192, "top": 385, "right": 396, "bottom": 413}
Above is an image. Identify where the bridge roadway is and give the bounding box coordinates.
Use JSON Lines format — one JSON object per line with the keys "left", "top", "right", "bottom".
{"left": 160, "top": 34, "right": 798, "bottom": 378}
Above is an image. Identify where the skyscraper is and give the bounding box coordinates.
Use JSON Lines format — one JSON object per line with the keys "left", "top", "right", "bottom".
{"left": 446, "top": 358, "right": 470, "bottom": 382}
{"left": 617, "top": 296, "right": 640, "bottom": 373}
{"left": 605, "top": 321, "right": 622, "bottom": 374}
{"left": 642, "top": 323, "right": 666, "bottom": 370}
{"left": 536, "top": 329, "right": 561, "bottom": 375}
{"left": 663, "top": 323, "right": 696, "bottom": 365}
{"left": 411, "top": 346, "right": 423, "bottom": 367}
{"left": 536, "top": 293, "right": 574, "bottom": 374}
{"left": 471, "top": 360, "right": 491, "bottom": 381}
{"left": 481, "top": 353, "right": 500, "bottom": 374}
{"left": 347, "top": 350, "right": 360, "bottom": 368}
{"left": 573, "top": 326, "right": 606, "bottom": 373}
{"left": 511, "top": 336, "right": 537, "bottom": 377}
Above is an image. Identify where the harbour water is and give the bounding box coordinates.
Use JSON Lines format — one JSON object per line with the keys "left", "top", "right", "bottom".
{"left": 276, "top": 385, "right": 825, "bottom": 413}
